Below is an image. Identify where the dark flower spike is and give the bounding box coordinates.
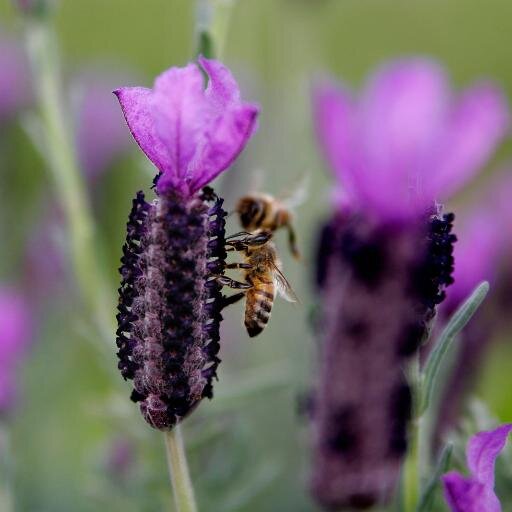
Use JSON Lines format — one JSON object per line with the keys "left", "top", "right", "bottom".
{"left": 310, "top": 59, "right": 508, "bottom": 509}
{"left": 115, "top": 58, "right": 258, "bottom": 430}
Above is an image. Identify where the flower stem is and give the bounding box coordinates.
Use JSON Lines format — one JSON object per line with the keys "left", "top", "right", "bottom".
{"left": 22, "top": 16, "right": 113, "bottom": 344}
{"left": 164, "top": 426, "right": 198, "bottom": 512}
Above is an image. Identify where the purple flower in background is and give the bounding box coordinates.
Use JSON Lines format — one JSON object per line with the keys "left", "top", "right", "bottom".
{"left": 0, "top": 287, "right": 32, "bottom": 414}
{"left": 74, "top": 69, "right": 135, "bottom": 180}
{"left": 443, "top": 424, "right": 512, "bottom": 512}
{"left": 309, "top": 59, "right": 508, "bottom": 510}
{"left": 314, "top": 59, "right": 508, "bottom": 220}
{"left": 114, "top": 57, "right": 258, "bottom": 430}
{"left": 0, "top": 29, "right": 32, "bottom": 123}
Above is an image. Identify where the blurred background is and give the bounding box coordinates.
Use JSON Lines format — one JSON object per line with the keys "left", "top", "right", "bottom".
{"left": 1, "top": 1, "right": 512, "bottom": 511}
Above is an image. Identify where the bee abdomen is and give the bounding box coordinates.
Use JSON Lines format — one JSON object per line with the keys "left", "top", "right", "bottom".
{"left": 245, "top": 290, "right": 273, "bottom": 338}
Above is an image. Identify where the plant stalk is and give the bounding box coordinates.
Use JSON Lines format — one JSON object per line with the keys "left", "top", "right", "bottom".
{"left": 164, "top": 426, "right": 198, "bottom": 512}
{"left": 23, "top": 17, "right": 114, "bottom": 344}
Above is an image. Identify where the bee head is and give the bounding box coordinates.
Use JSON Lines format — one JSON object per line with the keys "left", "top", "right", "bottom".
{"left": 236, "top": 196, "right": 264, "bottom": 229}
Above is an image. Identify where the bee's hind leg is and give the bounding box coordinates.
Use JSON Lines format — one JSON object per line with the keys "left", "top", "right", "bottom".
{"left": 221, "top": 292, "right": 246, "bottom": 310}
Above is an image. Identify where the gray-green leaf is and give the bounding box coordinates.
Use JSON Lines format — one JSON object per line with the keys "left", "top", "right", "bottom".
{"left": 420, "top": 281, "right": 489, "bottom": 415}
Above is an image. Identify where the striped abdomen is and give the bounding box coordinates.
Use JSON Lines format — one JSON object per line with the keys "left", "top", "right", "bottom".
{"left": 244, "top": 279, "right": 274, "bottom": 338}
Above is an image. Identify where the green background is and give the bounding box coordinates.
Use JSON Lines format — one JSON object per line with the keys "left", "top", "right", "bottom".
{"left": 1, "top": 1, "right": 512, "bottom": 510}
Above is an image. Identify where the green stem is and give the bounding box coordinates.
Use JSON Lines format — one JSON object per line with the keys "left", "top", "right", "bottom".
{"left": 164, "top": 426, "right": 198, "bottom": 512}
{"left": 0, "top": 425, "right": 13, "bottom": 512}
{"left": 23, "top": 17, "right": 113, "bottom": 344}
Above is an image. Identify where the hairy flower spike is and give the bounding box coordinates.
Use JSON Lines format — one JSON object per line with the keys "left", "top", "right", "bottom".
{"left": 311, "top": 212, "right": 455, "bottom": 509}
{"left": 114, "top": 58, "right": 258, "bottom": 429}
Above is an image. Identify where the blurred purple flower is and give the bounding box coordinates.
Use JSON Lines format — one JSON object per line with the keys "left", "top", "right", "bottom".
{"left": 443, "top": 423, "right": 512, "bottom": 512}
{"left": 74, "top": 70, "right": 135, "bottom": 180}
{"left": 0, "top": 287, "right": 32, "bottom": 414}
{"left": 309, "top": 59, "right": 508, "bottom": 510}
{"left": 314, "top": 59, "right": 509, "bottom": 220}
{"left": 0, "top": 29, "right": 32, "bottom": 123}
{"left": 114, "top": 58, "right": 258, "bottom": 430}
{"left": 106, "top": 437, "right": 135, "bottom": 480}
{"left": 115, "top": 56, "right": 258, "bottom": 196}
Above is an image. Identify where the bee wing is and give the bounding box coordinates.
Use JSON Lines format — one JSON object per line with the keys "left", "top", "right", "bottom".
{"left": 270, "top": 261, "right": 299, "bottom": 303}
{"left": 278, "top": 174, "right": 310, "bottom": 210}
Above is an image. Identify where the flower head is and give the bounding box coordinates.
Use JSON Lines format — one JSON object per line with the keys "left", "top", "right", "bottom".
{"left": 114, "top": 58, "right": 258, "bottom": 430}
{"left": 314, "top": 59, "right": 509, "bottom": 221}
{"left": 308, "top": 58, "right": 508, "bottom": 510}
{"left": 0, "top": 287, "right": 32, "bottom": 414}
{"left": 443, "top": 423, "right": 512, "bottom": 512}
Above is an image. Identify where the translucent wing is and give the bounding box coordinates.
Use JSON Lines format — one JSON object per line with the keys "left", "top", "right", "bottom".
{"left": 270, "top": 261, "right": 299, "bottom": 303}
{"left": 278, "top": 173, "right": 310, "bottom": 210}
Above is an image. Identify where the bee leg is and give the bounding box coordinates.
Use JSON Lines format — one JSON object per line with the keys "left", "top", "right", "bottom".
{"left": 221, "top": 292, "right": 246, "bottom": 310}
{"left": 224, "top": 262, "right": 253, "bottom": 270}
{"left": 225, "top": 231, "right": 253, "bottom": 240}
{"left": 286, "top": 224, "right": 301, "bottom": 260}
{"left": 215, "top": 275, "right": 252, "bottom": 289}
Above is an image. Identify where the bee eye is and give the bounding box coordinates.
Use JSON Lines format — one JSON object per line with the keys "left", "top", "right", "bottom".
{"left": 240, "top": 200, "right": 261, "bottom": 227}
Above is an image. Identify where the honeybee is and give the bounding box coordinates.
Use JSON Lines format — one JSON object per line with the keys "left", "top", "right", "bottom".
{"left": 218, "top": 230, "right": 297, "bottom": 337}
{"left": 234, "top": 184, "right": 306, "bottom": 259}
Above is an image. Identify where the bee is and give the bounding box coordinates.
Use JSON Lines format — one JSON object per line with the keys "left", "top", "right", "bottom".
{"left": 234, "top": 179, "right": 307, "bottom": 259}
{"left": 218, "top": 230, "right": 297, "bottom": 338}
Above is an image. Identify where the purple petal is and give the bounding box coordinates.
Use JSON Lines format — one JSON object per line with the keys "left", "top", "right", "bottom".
{"left": 312, "top": 82, "right": 357, "bottom": 202}
{"left": 152, "top": 60, "right": 258, "bottom": 194}
{"left": 429, "top": 84, "right": 509, "bottom": 200}
{"left": 467, "top": 423, "right": 512, "bottom": 487}
{"left": 152, "top": 63, "right": 206, "bottom": 188}
{"left": 113, "top": 86, "right": 174, "bottom": 179}
{"left": 188, "top": 103, "right": 258, "bottom": 192}
{"left": 356, "top": 59, "right": 449, "bottom": 215}
{"left": 442, "top": 472, "right": 501, "bottom": 512}
{"left": 199, "top": 56, "right": 240, "bottom": 108}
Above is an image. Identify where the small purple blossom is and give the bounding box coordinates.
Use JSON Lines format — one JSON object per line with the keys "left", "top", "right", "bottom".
{"left": 309, "top": 58, "right": 508, "bottom": 510}
{"left": 0, "top": 29, "right": 32, "bottom": 123}
{"left": 314, "top": 59, "right": 509, "bottom": 220}
{"left": 443, "top": 424, "right": 512, "bottom": 512}
{"left": 0, "top": 287, "right": 32, "bottom": 414}
{"left": 114, "top": 58, "right": 258, "bottom": 430}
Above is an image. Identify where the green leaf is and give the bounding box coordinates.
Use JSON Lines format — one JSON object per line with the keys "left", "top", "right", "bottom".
{"left": 420, "top": 281, "right": 489, "bottom": 414}
{"left": 416, "top": 444, "right": 453, "bottom": 512}
{"left": 196, "top": 30, "right": 215, "bottom": 59}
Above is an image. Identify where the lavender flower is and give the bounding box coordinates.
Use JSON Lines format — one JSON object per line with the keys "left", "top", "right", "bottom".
{"left": 443, "top": 423, "right": 512, "bottom": 512}
{"left": 310, "top": 59, "right": 508, "bottom": 509}
{"left": 0, "top": 287, "right": 32, "bottom": 415}
{"left": 0, "top": 29, "right": 32, "bottom": 123}
{"left": 114, "top": 57, "right": 258, "bottom": 430}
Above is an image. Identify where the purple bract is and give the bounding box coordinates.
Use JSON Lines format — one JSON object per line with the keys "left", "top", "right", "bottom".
{"left": 313, "top": 59, "right": 509, "bottom": 221}
{"left": 443, "top": 424, "right": 512, "bottom": 512}
{"left": 115, "top": 56, "right": 258, "bottom": 197}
